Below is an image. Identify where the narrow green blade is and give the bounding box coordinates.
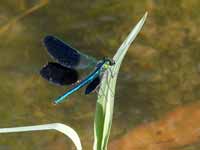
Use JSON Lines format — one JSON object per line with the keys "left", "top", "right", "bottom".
{"left": 0, "top": 123, "right": 82, "bottom": 150}
{"left": 93, "top": 12, "right": 148, "bottom": 150}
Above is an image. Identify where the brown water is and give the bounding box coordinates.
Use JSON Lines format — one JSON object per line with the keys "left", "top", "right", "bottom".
{"left": 0, "top": 0, "right": 200, "bottom": 150}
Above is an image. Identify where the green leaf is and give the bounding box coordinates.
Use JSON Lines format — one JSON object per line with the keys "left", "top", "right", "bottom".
{"left": 93, "top": 12, "right": 148, "bottom": 150}
{"left": 0, "top": 123, "right": 82, "bottom": 150}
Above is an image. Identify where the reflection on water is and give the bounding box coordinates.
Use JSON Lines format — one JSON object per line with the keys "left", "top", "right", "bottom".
{"left": 0, "top": 0, "right": 200, "bottom": 149}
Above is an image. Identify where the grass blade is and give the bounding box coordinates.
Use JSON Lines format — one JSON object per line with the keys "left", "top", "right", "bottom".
{"left": 0, "top": 123, "right": 82, "bottom": 150}
{"left": 93, "top": 12, "right": 148, "bottom": 150}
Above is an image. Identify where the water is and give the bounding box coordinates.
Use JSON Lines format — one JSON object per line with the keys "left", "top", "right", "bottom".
{"left": 0, "top": 0, "right": 200, "bottom": 149}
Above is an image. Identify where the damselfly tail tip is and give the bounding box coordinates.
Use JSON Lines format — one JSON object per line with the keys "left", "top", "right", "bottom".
{"left": 53, "top": 97, "right": 64, "bottom": 105}
{"left": 53, "top": 101, "right": 59, "bottom": 105}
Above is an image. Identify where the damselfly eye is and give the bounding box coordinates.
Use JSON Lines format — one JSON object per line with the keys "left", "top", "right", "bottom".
{"left": 109, "top": 59, "right": 115, "bottom": 65}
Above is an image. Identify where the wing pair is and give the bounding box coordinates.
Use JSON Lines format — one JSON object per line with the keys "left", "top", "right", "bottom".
{"left": 40, "top": 35, "right": 101, "bottom": 94}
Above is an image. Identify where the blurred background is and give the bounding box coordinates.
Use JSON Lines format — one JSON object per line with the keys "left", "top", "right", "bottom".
{"left": 0, "top": 0, "right": 200, "bottom": 150}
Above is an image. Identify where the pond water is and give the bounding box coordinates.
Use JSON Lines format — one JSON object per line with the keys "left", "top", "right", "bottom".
{"left": 0, "top": 0, "right": 200, "bottom": 150}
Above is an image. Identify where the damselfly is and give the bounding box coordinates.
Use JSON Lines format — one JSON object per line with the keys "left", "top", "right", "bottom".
{"left": 40, "top": 36, "right": 115, "bottom": 104}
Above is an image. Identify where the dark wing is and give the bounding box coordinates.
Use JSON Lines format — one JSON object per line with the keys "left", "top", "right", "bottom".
{"left": 85, "top": 76, "right": 101, "bottom": 94}
{"left": 43, "top": 35, "right": 97, "bottom": 69}
{"left": 40, "top": 62, "right": 78, "bottom": 86}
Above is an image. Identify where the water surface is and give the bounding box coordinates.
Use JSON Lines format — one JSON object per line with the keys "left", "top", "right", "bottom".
{"left": 0, "top": 0, "right": 200, "bottom": 149}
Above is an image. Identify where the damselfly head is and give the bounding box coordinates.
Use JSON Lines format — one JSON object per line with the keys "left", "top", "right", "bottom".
{"left": 103, "top": 57, "right": 115, "bottom": 66}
